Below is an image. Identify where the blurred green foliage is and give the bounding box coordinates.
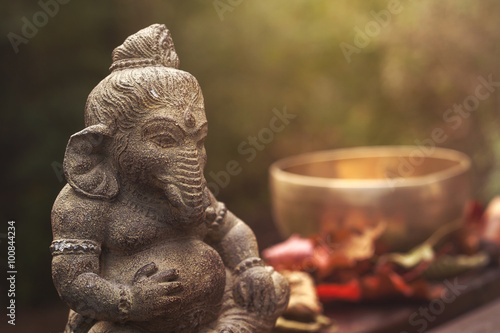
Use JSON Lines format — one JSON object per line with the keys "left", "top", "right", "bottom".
{"left": 1, "top": 0, "right": 499, "bottom": 308}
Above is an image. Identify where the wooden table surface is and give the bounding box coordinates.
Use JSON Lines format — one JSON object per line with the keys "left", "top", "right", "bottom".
{"left": 427, "top": 297, "right": 500, "bottom": 333}
{"left": 322, "top": 267, "right": 500, "bottom": 333}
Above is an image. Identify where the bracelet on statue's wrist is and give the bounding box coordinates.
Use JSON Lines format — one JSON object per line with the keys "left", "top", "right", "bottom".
{"left": 118, "top": 285, "right": 132, "bottom": 323}
{"left": 234, "top": 257, "right": 265, "bottom": 276}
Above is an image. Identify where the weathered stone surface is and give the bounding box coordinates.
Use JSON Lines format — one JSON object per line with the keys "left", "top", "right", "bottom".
{"left": 50, "top": 24, "right": 289, "bottom": 333}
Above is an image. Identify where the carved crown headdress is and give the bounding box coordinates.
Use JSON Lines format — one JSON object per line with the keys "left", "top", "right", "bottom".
{"left": 109, "top": 24, "right": 180, "bottom": 72}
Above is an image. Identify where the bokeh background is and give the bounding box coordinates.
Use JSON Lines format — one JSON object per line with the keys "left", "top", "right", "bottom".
{"left": 1, "top": 0, "right": 499, "bottom": 331}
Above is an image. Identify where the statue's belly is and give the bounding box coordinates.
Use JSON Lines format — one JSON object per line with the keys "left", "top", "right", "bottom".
{"left": 101, "top": 239, "right": 226, "bottom": 332}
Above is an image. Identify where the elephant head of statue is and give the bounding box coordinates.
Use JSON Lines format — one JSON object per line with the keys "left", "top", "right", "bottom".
{"left": 63, "top": 24, "right": 210, "bottom": 226}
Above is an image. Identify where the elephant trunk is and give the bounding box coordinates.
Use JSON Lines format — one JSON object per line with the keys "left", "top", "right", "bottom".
{"left": 166, "top": 147, "right": 205, "bottom": 224}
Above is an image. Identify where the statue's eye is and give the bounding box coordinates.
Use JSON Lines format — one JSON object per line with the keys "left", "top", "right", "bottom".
{"left": 150, "top": 134, "right": 178, "bottom": 148}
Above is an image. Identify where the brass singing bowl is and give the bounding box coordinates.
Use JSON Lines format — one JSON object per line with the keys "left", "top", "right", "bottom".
{"left": 269, "top": 146, "right": 471, "bottom": 251}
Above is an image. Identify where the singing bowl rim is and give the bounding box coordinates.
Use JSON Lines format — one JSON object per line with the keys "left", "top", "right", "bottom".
{"left": 270, "top": 146, "right": 471, "bottom": 189}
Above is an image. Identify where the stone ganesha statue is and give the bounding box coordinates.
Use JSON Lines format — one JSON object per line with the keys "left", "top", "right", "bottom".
{"left": 50, "top": 24, "right": 289, "bottom": 333}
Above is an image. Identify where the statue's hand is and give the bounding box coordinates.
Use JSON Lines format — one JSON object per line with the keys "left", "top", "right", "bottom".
{"left": 232, "top": 265, "right": 277, "bottom": 317}
{"left": 128, "top": 262, "right": 183, "bottom": 321}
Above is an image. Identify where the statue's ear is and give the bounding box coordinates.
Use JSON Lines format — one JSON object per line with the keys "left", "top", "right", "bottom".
{"left": 63, "top": 124, "right": 119, "bottom": 200}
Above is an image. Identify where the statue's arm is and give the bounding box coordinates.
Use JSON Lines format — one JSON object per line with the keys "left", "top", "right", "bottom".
{"left": 51, "top": 251, "right": 128, "bottom": 322}
{"left": 50, "top": 187, "right": 127, "bottom": 322}
{"left": 209, "top": 209, "right": 261, "bottom": 269}
{"left": 205, "top": 200, "right": 289, "bottom": 317}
